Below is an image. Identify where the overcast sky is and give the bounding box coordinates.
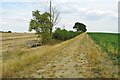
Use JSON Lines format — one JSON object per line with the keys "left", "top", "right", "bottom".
{"left": 0, "top": 0, "right": 119, "bottom": 33}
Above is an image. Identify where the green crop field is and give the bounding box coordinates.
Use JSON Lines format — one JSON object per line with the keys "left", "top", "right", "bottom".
{"left": 88, "top": 32, "right": 120, "bottom": 65}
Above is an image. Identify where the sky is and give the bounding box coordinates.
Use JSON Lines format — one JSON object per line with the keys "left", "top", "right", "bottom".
{"left": 0, "top": 0, "right": 119, "bottom": 33}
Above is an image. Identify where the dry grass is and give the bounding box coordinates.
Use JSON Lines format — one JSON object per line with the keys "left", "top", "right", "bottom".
{"left": 3, "top": 45, "right": 51, "bottom": 77}
{"left": 2, "top": 33, "right": 36, "bottom": 50}
{"left": 2, "top": 33, "right": 119, "bottom": 78}
{"left": 2, "top": 33, "right": 38, "bottom": 77}
{"left": 2, "top": 33, "right": 35, "bottom": 37}
{"left": 2, "top": 33, "right": 82, "bottom": 77}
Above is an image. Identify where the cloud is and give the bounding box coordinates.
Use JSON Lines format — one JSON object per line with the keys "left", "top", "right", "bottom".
{"left": 1, "top": 17, "right": 29, "bottom": 32}
{"left": 77, "top": 8, "right": 117, "bottom": 20}
{"left": 0, "top": 0, "right": 118, "bottom": 33}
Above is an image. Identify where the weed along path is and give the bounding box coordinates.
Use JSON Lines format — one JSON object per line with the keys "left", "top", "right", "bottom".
{"left": 30, "top": 33, "right": 118, "bottom": 78}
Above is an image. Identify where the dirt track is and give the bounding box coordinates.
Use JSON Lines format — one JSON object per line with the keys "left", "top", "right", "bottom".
{"left": 30, "top": 33, "right": 118, "bottom": 78}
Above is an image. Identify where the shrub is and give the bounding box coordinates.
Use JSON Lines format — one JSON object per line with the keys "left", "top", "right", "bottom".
{"left": 53, "top": 28, "right": 81, "bottom": 41}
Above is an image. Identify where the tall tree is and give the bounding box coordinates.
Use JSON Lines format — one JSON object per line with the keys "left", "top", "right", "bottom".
{"left": 29, "top": 10, "right": 52, "bottom": 44}
{"left": 49, "top": 0, "right": 60, "bottom": 35}
{"left": 29, "top": 0, "right": 60, "bottom": 44}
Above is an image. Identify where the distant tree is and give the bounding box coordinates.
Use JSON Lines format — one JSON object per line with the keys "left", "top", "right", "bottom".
{"left": 8, "top": 31, "right": 12, "bottom": 33}
{"left": 73, "top": 22, "right": 87, "bottom": 32}
{"left": 29, "top": 10, "right": 52, "bottom": 44}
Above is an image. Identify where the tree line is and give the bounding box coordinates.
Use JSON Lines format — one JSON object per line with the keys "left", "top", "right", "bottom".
{"left": 0, "top": 31, "right": 12, "bottom": 33}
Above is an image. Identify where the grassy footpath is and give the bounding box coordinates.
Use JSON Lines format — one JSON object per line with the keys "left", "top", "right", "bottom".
{"left": 88, "top": 32, "right": 120, "bottom": 65}
{"left": 2, "top": 33, "right": 80, "bottom": 77}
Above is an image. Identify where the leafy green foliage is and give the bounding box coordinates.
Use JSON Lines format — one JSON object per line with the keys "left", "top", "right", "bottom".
{"left": 88, "top": 33, "right": 120, "bottom": 64}
{"left": 73, "top": 22, "right": 87, "bottom": 32}
{"left": 53, "top": 28, "right": 81, "bottom": 41}
{"left": 29, "top": 10, "right": 52, "bottom": 44}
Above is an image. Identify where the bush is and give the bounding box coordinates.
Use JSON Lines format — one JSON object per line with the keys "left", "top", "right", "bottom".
{"left": 53, "top": 28, "right": 81, "bottom": 41}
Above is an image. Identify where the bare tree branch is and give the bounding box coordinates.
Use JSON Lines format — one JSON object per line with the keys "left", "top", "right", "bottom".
{"left": 49, "top": 0, "right": 60, "bottom": 34}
